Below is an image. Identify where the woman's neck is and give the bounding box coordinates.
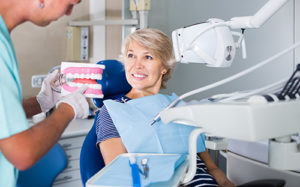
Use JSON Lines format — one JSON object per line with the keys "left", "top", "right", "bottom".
{"left": 126, "top": 89, "right": 159, "bottom": 99}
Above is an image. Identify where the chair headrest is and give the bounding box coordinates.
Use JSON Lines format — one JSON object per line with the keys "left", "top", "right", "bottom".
{"left": 93, "top": 60, "right": 131, "bottom": 108}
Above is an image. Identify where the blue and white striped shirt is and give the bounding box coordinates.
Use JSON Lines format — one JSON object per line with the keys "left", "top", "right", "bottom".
{"left": 96, "top": 96, "right": 130, "bottom": 144}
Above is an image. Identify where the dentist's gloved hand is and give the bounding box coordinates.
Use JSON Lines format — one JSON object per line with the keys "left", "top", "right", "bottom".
{"left": 56, "top": 86, "right": 89, "bottom": 119}
{"left": 37, "top": 69, "right": 61, "bottom": 112}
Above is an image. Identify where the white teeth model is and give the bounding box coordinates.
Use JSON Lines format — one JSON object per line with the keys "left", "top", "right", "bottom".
{"left": 92, "top": 74, "right": 102, "bottom": 79}
{"left": 65, "top": 73, "right": 102, "bottom": 80}
{"left": 67, "top": 82, "right": 102, "bottom": 90}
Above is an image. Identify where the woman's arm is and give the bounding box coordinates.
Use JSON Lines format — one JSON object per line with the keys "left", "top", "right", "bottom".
{"left": 198, "top": 150, "right": 235, "bottom": 187}
{"left": 96, "top": 104, "right": 127, "bottom": 165}
{"left": 99, "top": 137, "right": 127, "bottom": 165}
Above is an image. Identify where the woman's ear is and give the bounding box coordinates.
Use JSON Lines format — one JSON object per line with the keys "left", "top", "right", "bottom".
{"left": 161, "top": 69, "right": 167, "bottom": 75}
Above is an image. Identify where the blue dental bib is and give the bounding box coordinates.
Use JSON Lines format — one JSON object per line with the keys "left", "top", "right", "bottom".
{"left": 104, "top": 93, "right": 206, "bottom": 154}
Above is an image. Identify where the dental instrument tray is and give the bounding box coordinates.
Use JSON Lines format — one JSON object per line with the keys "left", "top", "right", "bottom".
{"left": 86, "top": 153, "right": 189, "bottom": 187}
{"left": 160, "top": 98, "right": 300, "bottom": 142}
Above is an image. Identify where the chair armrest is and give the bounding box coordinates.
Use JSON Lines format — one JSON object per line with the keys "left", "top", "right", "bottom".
{"left": 237, "top": 179, "right": 285, "bottom": 187}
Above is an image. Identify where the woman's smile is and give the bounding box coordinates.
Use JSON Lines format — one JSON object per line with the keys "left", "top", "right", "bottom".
{"left": 132, "top": 73, "right": 147, "bottom": 80}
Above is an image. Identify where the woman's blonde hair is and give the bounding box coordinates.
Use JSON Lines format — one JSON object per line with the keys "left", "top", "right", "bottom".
{"left": 120, "top": 28, "right": 176, "bottom": 89}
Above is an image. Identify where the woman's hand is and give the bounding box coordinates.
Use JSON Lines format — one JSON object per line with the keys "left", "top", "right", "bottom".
{"left": 198, "top": 150, "right": 235, "bottom": 187}
{"left": 208, "top": 167, "right": 235, "bottom": 187}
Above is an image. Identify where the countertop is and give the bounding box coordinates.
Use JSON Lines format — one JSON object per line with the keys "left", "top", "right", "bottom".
{"left": 62, "top": 118, "right": 94, "bottom": 138}
{"left": 28, "top": 114, "right": 94, "bottom": 138}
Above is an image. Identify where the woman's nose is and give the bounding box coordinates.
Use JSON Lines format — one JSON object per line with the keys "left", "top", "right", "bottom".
{"left": 134, "top": 58, "right": 143, "bottom": 69}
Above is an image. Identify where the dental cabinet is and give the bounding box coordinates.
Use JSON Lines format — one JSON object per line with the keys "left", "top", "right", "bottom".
{"left": 53, "top": 119, "right": 93, "bottom": 187}
{"left": 28, "top": 118, "right": 94, "bottom": 187}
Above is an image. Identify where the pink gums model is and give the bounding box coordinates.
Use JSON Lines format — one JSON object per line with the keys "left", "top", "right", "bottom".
{"left": 60, "top": 62, "right": 105, "bottom": 98}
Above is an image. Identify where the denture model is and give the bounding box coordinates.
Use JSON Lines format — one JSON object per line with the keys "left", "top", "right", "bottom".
{"left": 60, "top": 62, "right": 105, "bottom": 98}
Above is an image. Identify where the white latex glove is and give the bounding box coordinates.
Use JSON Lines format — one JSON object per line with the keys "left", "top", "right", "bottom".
{"left": 37, "top": 69, "right": 61, "bottom": 112}
{"left": 56, "top": 86, "right": 89, "bottom": 119}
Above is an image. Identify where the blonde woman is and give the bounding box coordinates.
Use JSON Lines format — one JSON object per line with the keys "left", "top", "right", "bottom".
{"left": 96, "top": 28, "right": 234, "bottom": 187}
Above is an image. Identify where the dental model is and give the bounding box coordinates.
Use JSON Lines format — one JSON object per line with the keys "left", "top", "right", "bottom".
{"left": 60, "top": 62, "right": 105, "bottom": 98}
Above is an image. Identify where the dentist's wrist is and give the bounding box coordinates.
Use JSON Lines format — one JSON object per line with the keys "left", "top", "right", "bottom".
{"left": 56, "top": 102, "right": 75, "bottom": 121}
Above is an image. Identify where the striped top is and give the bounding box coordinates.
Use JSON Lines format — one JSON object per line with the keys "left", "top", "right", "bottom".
{"left": 95, "top": 96, "right": 218, "bottom": 186}
{"left": 96, "top": 96, "right": 130, "bottom": 144}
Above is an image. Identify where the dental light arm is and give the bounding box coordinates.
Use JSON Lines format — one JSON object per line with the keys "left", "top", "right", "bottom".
{"left": 227, "top": 0, "right": 289, "bottom": 29}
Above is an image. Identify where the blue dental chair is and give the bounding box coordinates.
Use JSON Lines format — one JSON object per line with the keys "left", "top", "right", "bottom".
{"left": 80, "top": 59, "right": 131, "bottom": 186}
{"left": 16, "top": 143, "right": 67, "bottom": 187}
{"left": 79, "top": 113, "right": 104, "bottom": 187}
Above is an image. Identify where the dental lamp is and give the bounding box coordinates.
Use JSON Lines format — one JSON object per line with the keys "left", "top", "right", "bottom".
{"left": 172, "top": 0, "right": 289, "bottom": 67}
{"left": 154, "top": 0, "right": 300, "bottom": 183}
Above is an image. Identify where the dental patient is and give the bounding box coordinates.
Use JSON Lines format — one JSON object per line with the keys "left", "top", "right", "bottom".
{"left": 95, "top": 28, "right": 234, "bottom": 187}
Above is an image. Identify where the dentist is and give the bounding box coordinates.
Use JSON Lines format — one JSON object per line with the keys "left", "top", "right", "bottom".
{"left": 0, "top": 0, "right": 89, "bottom": 186}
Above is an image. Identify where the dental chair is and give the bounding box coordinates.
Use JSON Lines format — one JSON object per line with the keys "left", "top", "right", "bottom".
{"left": 16, "top": 143, "right": 67, "bottom": 187}
{"left": 80, "top": 113, "right": 104, "bottom": 187}
{"left": 79, "top": 59, "right": 131, "bottom": 186}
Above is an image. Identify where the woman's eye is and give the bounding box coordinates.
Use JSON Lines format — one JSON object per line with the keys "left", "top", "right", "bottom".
{"left": 127, "top": 53, "right": 134, "bottom": 58}
{"left": 145, "top": 55, "right": 153, "bottom": 60}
